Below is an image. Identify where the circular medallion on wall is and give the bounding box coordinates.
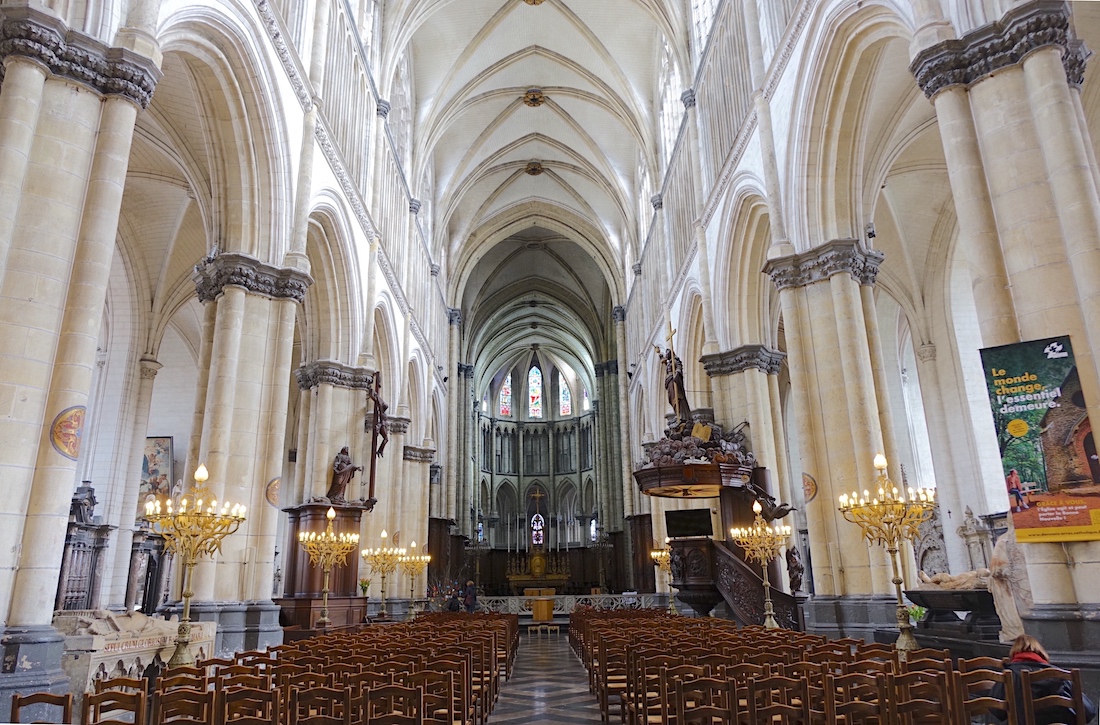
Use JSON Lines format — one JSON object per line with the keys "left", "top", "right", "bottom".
{"left": 265, "top": 478, "right": 280, "bottom": 508}
{"left": 50, "top": 406, "right": 86, "bottom": 460}
{"left": 802, "top": 472, "right": 818, "bottom": 503}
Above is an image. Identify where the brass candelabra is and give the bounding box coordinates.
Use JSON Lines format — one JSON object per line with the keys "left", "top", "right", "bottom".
{"left": 143, "top": 464, "right": 245, "bottom": 667}
{"left": 298, "top": 507, "right": 359, "bottom": 628}
{"left": 361, "top": 529, "right": 405, "bottom": 617}
{"left": 399, "top": 541, "right": 431, "bottom": 616}
{"left": 649, "top": 537, "right": 676, "bottom": 615}
{"left": 838, "top": 454, "right": 936, "bottom": 658}
{"left": 730, "top": 500, "right": 791, "bottom": 629}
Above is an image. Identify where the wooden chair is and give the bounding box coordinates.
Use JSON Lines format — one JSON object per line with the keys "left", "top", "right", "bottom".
{"left": 155, "top": 672, "right": 207, "bottom": 694}
{"left": 597, "top": 638, "right": 629, "bottom": 724}
{"left": 431, "top": 658, "right": 475, "bottom": 725}
{"left": 672, "top": 676, "right": 731, "bottom": 725}
{"left": 844, "top": 658, "right": 895, "bottom": 676}
{"left": 405, "top": 670, "right": 454, "bottom": 724}
{"left": 220, "top": 673, "right": 269, "bottom": 691}
{"left": 219, "top": 686, "right": 280, "bottom": 725}
{"left": 82, "top": 690, "right": 146, "bottom": 725}
{"left": 362, "top": 683, "right": 423, "bottom": 724}
{"left": 1019, "top": 667, "right": 1089, "bottom": 725}
{"left": 958, "top": 656, "right": 1005, "bottom": 673}
{"left": 10, "top": 691, "right": 73, "bottom": 724}
{"left": 744, "top": 674, "right": 812, "bottom": 724}
{"left": 953, "top": 666, "right": 1018, "bottom": 725}
{"left": 283, "top": 671, "right": 334, "bottom": 709}
{"left": 288, "top": 685, "right": 353, "bottom": 725}
{"left": 824, "top": 672, "right": 890, "bottom": 724}
{"left": 885, "top": 670, "right": 954, "bottom": 724}
{"left": 657, "top": 664, "right": 709, "bottom": 725}
{"left": 150, "top": 687, "right": 215, "bottom": 725}
{"left": 94, "top": 678, "right": 146, "bottom": 695}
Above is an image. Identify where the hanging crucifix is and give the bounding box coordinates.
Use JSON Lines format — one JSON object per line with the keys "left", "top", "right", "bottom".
{"left": 364, "top": 372, "right": 389, "bottom": 511}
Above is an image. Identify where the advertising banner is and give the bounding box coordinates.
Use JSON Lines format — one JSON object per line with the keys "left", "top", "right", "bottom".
{"left": 980, "top": 336, "right": 1100, "bottom": 542}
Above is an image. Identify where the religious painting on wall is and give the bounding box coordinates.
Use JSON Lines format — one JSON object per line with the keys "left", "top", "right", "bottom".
{"left": 138, "top": 437, "right": 173, "bottom": 522}
{"left": 979, "top": 336, "right": 1100, "bottom": 542}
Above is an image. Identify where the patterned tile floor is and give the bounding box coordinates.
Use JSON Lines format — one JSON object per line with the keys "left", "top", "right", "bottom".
{"left": 488, "top": 629, "right": 603, "bottom": 724}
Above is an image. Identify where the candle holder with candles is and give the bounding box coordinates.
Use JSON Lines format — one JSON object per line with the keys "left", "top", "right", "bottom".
{"left": 142, "top": 464, "right": 245, "bottom": 667}
{"left": 649, "top": 537, "right": 676, "bottom": 614}
{"left": 361, "top": 530, "right": 405, "bottom": 617}
{"left": 729, "top": 501, "right": 791, "bottom": 629}
{"left": 838, "top": 454, "right": 936, "bottom": 657}
{"left": 297, "top": 507, "right": 360, "bottom": 628}
{"left": 399, "top": 542, "right": 431, "bottom": 616}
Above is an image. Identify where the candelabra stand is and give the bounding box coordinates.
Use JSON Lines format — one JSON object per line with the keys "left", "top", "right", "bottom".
{"left": 399, "top": 541, "right": 431, "bottom": 616}
{"left": 593, "top": 526, "right": 612, "bottom": 593}
{"left": 143, "top": 464, "right": 245, "bottom": 667}
{"left": 362, "top": 529, "right": 405, "bottom": 617}
{"left": 838, "top": 454, "right": 936, "bottom": 658}
{"left": 649, "top": 538, "right": 676, "bottom": 615}
{"left": 730, "top": 501, "right": 791, "bottom": 629}
{"left": 298, "top": 507, "right": 360, "bottom": 628}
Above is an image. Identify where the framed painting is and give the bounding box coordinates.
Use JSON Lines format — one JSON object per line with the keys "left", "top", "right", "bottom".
{"left": 138, "top": 437, "right": 173, "bottom": 521}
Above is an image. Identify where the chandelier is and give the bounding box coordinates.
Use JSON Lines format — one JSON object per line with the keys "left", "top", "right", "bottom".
{"left": 361, "top": 530, "right": 405, "bottom": 617}
{"left": 143, "top": 463, "right": 245, "bottom": 667}
{"left": 730, "top": 501, "right": 791, "bottom": 629}
{"left": 298, "top": 507, "right": 359, "bottom": 628}
{"left": 838, "top": 454, "right": 936, "bottom": 657}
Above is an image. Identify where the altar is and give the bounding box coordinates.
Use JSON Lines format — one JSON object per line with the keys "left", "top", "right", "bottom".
{"left": 505, "top": 548, "right": 569, "bottom": 595}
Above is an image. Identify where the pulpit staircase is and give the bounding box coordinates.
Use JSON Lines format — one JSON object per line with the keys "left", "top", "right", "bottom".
{"left": 712, "top": 540, "right": 802, "bottom": 630}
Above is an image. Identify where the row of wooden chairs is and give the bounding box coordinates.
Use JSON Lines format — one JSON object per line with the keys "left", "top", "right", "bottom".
{"left": 10, "top": 612, "right": 518, "bottom": 725}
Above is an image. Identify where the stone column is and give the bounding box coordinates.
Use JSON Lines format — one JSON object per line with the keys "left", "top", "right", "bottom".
{"left": 614, "top": 306, "right": 635, "bottom": 520}
{"left": 105, "top": 358, "right": 161, "bottom": 609}
{"left": 764, "top": 240, "right": 897, "bottom": 639}
{"left": 911, "top": 2, "right": 1100, "bottom": 620}
{"left": 186, "top": 253, "right": 311, "bottom": 649}
{"left": 445, "top": 308, "right": 462, "bottom": 523}
{"left": 0, "top": 7, "right": 159, "bottom": 712}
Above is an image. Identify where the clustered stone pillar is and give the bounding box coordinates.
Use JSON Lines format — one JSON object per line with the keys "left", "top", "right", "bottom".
{"left": 0, "top": 6, "right": 160, "bottom": 711}
{"left": 910, "top": 0, "right": 1100, "bottom": 646}
{"left": 186, "top": 252, "right": 311, "bottom": 653}
{"left": 763, "top": 240, "right": 899, "bottom": 639}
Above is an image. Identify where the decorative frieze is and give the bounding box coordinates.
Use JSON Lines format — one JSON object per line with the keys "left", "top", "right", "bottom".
{"left": 255, "top": 0, "right": 311, "bottom": 110}
{"left": 295, "top": 361, "right": 375, "bottom": 391}
{"left": 0, "top": 6, "right": 161, "bottom": 108}
{"left": 762, "top": 239, "right": 884, "bottom": 291}
{"left": 910, "top": 0, "right": 1090, "bottom": 98}
{"left": 193, "top": 251, "right": 313, "bottom": 303}
{"left": 403, "top": 446, "right": 436, "bottom": 463}
{"left": 701, "top": 345, "right": 786, "bottom": 377}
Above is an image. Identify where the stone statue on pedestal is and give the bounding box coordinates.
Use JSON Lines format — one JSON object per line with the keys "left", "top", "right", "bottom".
{"left": 324, "top": 446, "right": 361, "bottom": 504}
{"left": 989, "top": 523, "right": 1033, "bottom": 643}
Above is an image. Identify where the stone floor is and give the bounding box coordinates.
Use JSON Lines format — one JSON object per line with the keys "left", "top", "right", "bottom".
{"left": 488, "top": 629, "right": 602, "bottom": 724}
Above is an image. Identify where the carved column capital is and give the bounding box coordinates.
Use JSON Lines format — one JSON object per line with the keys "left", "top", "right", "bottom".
{"left": 295, "top": 361, "right": 375, "bottom": 390}
{"left": 763, "top": 239, "right": 885, "bottom": 291}
{"left": 193, "top": 251, "right": 314, "bottom": 303}
{"left": 650, "top": 194, "right": 663, "bottom": 211}
{"left": 0, "top": 6, "right": 162, "bottom": 108}
{"left": 448, "top": 307, "right": 463, "bottom": 325}
{"left": 701, "top": 345, "right": 786, "bottom": 377}
{"left": 612, "top": 305, "right": 626, "bottom": 323}
{"left": 681, "top": 88, "right": 696, "bottom": 108}
{"left": 138, "top": 357, "right": 162, "bottom": 380}
{"left": 910, "top": 0, "right": 1091, "bottom": 98}
{"left": 916, "top": 343, "right": 938, "bottom": 362}
{"left": 409, "top": 198, "right": 422, "bottom": 214}
{"left": 403, "top": 445, "right": 436, "bottom": 463}
{"left": 387, "top": 416, "right": 411, "bottom": 435}
{"left": 376, "top": 99, "right": 391, "bottom": 117}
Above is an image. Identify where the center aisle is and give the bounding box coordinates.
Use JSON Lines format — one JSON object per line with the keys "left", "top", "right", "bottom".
{"left": 487, "top": 630, "right": 602, "bottom": 724}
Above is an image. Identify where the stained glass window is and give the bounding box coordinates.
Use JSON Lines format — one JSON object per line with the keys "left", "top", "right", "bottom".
{"left": 583, "top": 389, "right": 590, "bottom": 411}
{"left": 590, "top": 519, "right": 598, "bottom": 542}
{"left": 499, "top": 374, "right": 512, "bottom": 417}
{"left": 560, "top": 378, "right": 572, "bottom": 416}
{"left": 529, "top": 367, "right": 542, "bottom": 418}
{"left": 531, "top": 513, "right": 545, "bottom": 546}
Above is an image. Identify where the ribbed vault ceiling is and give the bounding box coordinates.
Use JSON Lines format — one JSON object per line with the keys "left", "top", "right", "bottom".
{"left": 390, "top": 0, "right": 687, "bottom": 391}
